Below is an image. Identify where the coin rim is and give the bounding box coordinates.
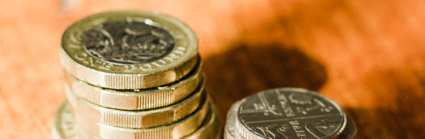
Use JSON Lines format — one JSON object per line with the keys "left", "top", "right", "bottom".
{"left": 74, "top": 97, "right": 211, "bottom": 139}
{"left": 66, "top": 59, "right": 203, "bottom": 110}
{"left": 65, "top": 80, "right": 206, "bottom": 128}
{"left": 182, "top": 103, "right": 221, "bottom": 139}
{"left": 52, "top": 100, "right": 220, "bottom": 139}
{"left": 334, "top": 111, "right": 357, "bottom": 139}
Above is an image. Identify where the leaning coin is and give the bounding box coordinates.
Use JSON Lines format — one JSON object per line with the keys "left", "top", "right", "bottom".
{"left": 52, "top": 101, "right": 98, "bottom": 139}
{"left": 51, "top": 101, "right": 78, "bottom": 139}
{"left": 66, "top": 59, "right": 202, "bottom": 110}
{"left": 75, "top": 97, "right": 211, "bottom": 139}
{"left": 60, "top": 10, "right": 199, "bottom": 89}
{"left": 66, "top": 80, "right": 206, "bottom": 128}
{"left": 183, "top": 104, "right": 221, "bottom": 139}
{"left": 235, "top": 88, "right": 354, "bottom": 139}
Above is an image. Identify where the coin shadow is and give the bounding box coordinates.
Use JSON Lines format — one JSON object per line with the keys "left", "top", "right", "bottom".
{"left": 346, "top": 107, "right": 425, "bottom": 138}
{"left": 345, "top": 84, "right": 425, "bottom": 138}
{"left": 203, "top": 43, "right": 328, "bottom": 125}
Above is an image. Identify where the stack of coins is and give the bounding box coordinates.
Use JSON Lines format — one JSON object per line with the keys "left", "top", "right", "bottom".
{"left": 225, "top": 88, "right": 356, "bottom": 139}
{"left": 51, "top": 11, "right": 220, "bottom": 139}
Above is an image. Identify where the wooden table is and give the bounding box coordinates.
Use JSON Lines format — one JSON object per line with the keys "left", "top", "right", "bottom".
{"left": 1, "top": 0, "right": 425, "bottom": 138}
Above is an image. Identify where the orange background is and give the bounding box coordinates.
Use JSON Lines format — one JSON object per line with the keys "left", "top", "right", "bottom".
{"left": 1, "top": 0, "right": 425, "bottom": 138}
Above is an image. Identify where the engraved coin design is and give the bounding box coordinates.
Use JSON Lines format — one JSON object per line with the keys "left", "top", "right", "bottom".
{"left": 82, "top": 20, "right": 175, "bottom": 64}
{"left": 237, "top": 88, "right": 346, "bottom": 139}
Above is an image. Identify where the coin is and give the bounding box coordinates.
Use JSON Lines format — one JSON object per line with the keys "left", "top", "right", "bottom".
{"left": 234, "top": 88, "right": 350, "bottom": 139}
{"left": 51, "top": 101, "right": 76, "bottom": 139}
{"left": 74, "top": 97, "right": 211, "bottom": 139}
{"left": 66, "top": 58, "right": 202, "bottom": 110}
{"left": 52, "top": 99, "right": 216, "bottom": 139}
{"left": 225, "top": 103, "right": 356, "bottom": 139}
{"left": 183, "top": 104, "right": 221, "bottom": 139}
{"left": 65, "top": 80, "right": 206, "bottom": 128}
{"left": 60, "top": 10, "right": 199, "bottom": 89}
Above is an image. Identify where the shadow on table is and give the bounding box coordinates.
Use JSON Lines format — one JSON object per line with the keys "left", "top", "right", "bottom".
{"left": 344, "top": 70, "right": 425, "bottom": 138}
{"left": 345, "top": 107, "right": 425, "bottom": 139}
{"left": 203, "top": 43, "right": 328, "bottom": 124}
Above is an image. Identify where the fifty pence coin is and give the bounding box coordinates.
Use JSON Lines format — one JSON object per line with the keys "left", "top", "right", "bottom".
{"left": 66, "top": 59, "right": 202, "bottom": 110}
{"left": 61, "top": 10, "right": 199, "bottom": 89}
{"left": 234, "top": 88, "right": 356, "bottom": 139}
{"left": 66, "top": 81, "right": 206, "bottom": 128}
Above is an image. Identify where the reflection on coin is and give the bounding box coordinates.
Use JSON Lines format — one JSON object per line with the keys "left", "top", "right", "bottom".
{"left": 183, "top": 105, "right": 221, "bottom": 139}
{"left": 66, "top": 60, "right": 202, "bottom": 110}
{"left": 66, "top": 81, "right": 206, "bottom": 128}
{"left": 75, "top": 97, "right": 211, "bottom": 139}
{"left": 235, "top": 88, "right": 347, "bottom": 139}
{"left": 61, "top": 10, "right": 198, "bottom": 89}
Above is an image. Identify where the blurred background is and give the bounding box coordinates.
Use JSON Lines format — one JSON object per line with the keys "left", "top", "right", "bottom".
{"left": 1, "top": 0, "right": 425, "bottom": 138}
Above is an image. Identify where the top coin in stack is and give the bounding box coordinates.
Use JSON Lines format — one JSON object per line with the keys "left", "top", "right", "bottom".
{"left": 60, "top": 11, "right": 199, "bottom": 89}
{"left": 225, "top": 88, "right": 356, "bottom": 139}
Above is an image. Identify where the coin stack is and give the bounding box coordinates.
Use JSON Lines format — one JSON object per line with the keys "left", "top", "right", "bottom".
{"left": 225, "top": 88, "right": 356, "bottom": 139}
{"left": 51, "top": 11, "right": 220, "bottom": 139}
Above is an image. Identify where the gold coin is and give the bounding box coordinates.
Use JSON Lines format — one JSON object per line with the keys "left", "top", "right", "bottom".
{"left": 61, "top": 10, "right": 199, "bottom": 89}
{"left": 74, "top": 97, "right": 211, "bottom": 139}
{"left": 65, "top": 80, "right": 206, "bottom": 128}
{"left": 66, "top": 59, "right": 202, "bottom": 110}
{"left": 183, "top": 104, "right": 221, "bottom": 139}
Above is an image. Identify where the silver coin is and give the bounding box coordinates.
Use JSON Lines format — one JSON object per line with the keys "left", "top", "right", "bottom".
{"left": 235, "top": 88, "right": 347, "bottom": 139}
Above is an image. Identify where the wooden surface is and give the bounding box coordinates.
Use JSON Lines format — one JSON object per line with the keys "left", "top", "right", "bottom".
{"left": 1, "top": 0, "right": 425, "bottom": 138}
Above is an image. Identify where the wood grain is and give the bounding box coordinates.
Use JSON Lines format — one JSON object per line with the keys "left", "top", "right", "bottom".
{"left": 1, "top": 0, "right": 425, "bottom": 138}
